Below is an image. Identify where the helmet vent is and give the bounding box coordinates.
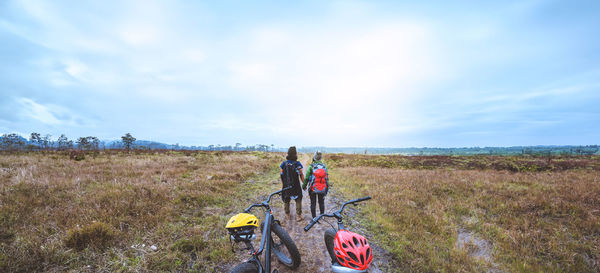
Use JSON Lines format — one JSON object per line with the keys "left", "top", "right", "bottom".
{"left": 247, "top": 220, "right": 253, "bottom": 224}
{"left": 360, "top": 253, "right": 365, "bottom": 264}
{"left": 348, "top": 252, "right": 358, "bottom": 263}
{"left": 342, "top": 243, "right": 348, "bottom": 249}
{"left": 353, "top": 237, "right": 360, "bottom": 247}
{"left": 366, "top": 247, "right": 371, "bottom": 259}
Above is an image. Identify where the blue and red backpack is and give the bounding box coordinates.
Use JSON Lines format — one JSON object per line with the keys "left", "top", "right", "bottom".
{"left": 309, "top": 162, "right": 329, "bottom": 195}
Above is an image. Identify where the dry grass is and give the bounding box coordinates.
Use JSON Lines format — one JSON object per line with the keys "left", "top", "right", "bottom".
{"left": 329, "top": 154, "right": 600, "bottom": 273}
{"left": 65, "top": 221, "right": 116, "bottom": 250}
{"left": 3, "top": 151, "right": 598, "bottom": 272}
{"left": 0, "top": 151, "right": 283, "bottom": 272}
{"left": 328, "top": 154, "right": 600, "bottom": 172}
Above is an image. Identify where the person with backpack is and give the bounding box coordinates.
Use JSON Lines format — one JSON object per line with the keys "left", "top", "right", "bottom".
{"left": 280, "top": 146, "right": 305, "bottom": 221}
{"left": 302, "top": 151, "right": 329, "bottom": 219}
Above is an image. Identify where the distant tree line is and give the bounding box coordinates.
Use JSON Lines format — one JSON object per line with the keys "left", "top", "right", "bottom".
{"left": 4, "top": 132, "right": 597, "bottom": 155}
{"left": 0, "top": 132, "right": 279, "bottom": 153}
{"left": 300, "top": 145, "right": 600, "bottom": 156}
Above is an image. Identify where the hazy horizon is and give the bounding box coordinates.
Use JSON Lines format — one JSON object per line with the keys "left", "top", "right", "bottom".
{"left": 2, "top": 1, "right": 599, "bottom": 147}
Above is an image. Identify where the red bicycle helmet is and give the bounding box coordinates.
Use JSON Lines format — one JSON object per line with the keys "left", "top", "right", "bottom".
{"left": 333, "top": 229, "right": 373, "bottom": 270}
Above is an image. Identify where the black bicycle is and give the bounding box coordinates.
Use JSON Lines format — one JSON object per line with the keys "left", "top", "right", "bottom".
{"left": 227, "top": 187, "right": 301, "bottom": 273}
{"left": 304, "top": 196, "right": 373, "bottom": 273}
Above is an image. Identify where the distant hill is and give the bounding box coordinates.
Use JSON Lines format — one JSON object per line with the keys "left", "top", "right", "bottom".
{"left": 104, "top": 140, "right": 176, "bottom": 150}
{"left": 298, "top": 145, "right": 600, "bottom": 156}
{"left": 1, "top": 133, "right": 598, "bottom": 155}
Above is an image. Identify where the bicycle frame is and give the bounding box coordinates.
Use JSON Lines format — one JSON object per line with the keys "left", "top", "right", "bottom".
{"left": 304, "top": 196, "right": 372, "bottom": 272}
{"left": 245, "top": 210, "right": 273, "bottom": 273}
{"left": 304, "top": 196, "right": 371, "bottom": 232}
{"left": 238, "top": 187, "right": 290, "bottom": 273}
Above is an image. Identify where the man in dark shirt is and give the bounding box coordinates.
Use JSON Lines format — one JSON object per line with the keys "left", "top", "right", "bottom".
{"left": 280, "top": 146, "right": 305, "bottom": 221}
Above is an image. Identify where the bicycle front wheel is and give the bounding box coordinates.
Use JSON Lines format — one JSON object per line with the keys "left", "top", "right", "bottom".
{"left": 324, "top": 228, "right": 338, "bottom": 264}
{"left": 270, "top": 222, "right": 301, "bottom": 269}
{"left": 229, "top": 261, "right": 258, "bottom": 273}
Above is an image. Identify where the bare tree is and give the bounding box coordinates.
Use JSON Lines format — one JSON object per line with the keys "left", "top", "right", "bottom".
{"left": 29, "top": 132, "right": 42, "bottom": 150}
{"left": 121, "top": 133, "right": 136, "bottom": 150}
{"left": 1, "top": 133, "right": 25, "bottom": 151}
{"left": 57, "top": 134, "right": 73, "bottom": 150}
{"left": 76, "top": 136, "right": 100, "bottom": 151}
{"left": 89, "top": 137, "right": 99, "bottom": 151}
{"left": 76, "top": 137, "right": 89, "bottom": 150}
{"left": 42, "top": 134, "right": 53, "bottom": 150}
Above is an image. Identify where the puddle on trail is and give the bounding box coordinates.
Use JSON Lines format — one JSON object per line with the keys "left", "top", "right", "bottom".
{"left": 456, "top": 228, "right": 493, "bottom": 262}
{"left": 456, "top": 228, "right": 503, "bottom": 273}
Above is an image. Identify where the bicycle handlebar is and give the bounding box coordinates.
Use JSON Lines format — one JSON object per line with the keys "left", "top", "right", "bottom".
{"left": 304, "top": 218, "right": 318, "bottom": 231}
{"left": 303, "top": 196, "right": 371, "bottom": 232}
{"left": 243, "top": 203, "right": 261, "bottom": 213}
{"left": 244, "top": 187, "right": 292, "bottom": 213}
{"left": 350, "top": 196, "right": 372, "bottom": 203}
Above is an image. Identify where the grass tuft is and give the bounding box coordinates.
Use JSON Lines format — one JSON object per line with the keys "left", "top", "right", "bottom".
{"left": 171, "top": 237, "right": 207, "bottom": 253}
{"left": 65, "top": 221, "right": 117, "bottom": 250}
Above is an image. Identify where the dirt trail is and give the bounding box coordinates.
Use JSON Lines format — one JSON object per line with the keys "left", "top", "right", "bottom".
{"left": 267, "top": 155, "right": 385, "bottom": 273}
{"left": 226, "top": 154, "right": 387, "bottom": 272}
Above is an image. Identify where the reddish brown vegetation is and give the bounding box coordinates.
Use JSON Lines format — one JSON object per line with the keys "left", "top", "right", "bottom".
{"left": 328, "top": 154, "right": 600, "bottom": 172}
{"left": 329, "top": 154, "right": 600, "bottom": 272}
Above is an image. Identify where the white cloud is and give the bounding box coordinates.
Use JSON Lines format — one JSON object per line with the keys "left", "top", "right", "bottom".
{"left": 224, "top": 20, "right": 446, "bottom": 144}
{"left": 18, "top": 98, "right": 62, "bottom": 125}
{"left": 181, "top": 48, "right": 206, "bottom": 64}
{"left": 119, "top": 24, "right": 161, "bottom": 47}
{"left": 229, "top": 62, "right": 276, "bottom": 88}
{"left": 63, "top": 59, "right": 88, "bottom": 80}
{"left": 16, "top": 97, "right": 93, "bottom": 127}
{"left": 2, "top": 0, "right": 598, "bottom": 146}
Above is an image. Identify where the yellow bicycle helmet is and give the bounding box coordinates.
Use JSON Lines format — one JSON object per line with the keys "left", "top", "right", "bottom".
{"left": 226, "top": 213, "right": 259, "bottom": 228}
{"left": 226, "top": 213, "right": 259, "bottom": 242}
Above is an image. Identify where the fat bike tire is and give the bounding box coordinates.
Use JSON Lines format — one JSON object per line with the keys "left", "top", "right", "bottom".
{"left": 270, "top": 222, "right": 301, "bottom": 269}
{"left": 229, "top": 261, "right": 259, "bottom": 273}
{"left": 324, "top": 228, "right": 338, "bottom": 264}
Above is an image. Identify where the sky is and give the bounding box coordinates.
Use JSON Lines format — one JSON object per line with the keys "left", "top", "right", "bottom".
{"left": 1, "top": 0, "right": 599, "bottom": 147}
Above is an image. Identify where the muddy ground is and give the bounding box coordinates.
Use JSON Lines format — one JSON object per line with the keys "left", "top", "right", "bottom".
{"left": 269, "top": 189, "right": 388, "bottom": 273}
{"left": 256, "top": 156, "right": 387, "bottom": 273}
{"left": 224, "top": 155, "right": 388, "bottom": 272}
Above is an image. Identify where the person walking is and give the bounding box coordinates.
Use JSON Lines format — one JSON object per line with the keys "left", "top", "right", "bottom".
{"left": 280, "top": 146, "right": 305, "bottom": 221}
{"left": 302, "top": 151, "right": 329, "bottom": 219}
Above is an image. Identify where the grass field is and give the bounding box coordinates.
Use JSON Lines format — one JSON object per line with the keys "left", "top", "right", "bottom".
{"left": 1, "top": 152, "right": 599, "bottom": 272}
{"left": 328, "top": 154, "right": 600, "bottom": 272}
{"left": 0, "top": 151, "right": 283, "bottom": 272}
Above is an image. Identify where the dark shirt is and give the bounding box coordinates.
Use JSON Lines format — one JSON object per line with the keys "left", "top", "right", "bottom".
{"left": 280, "top": 160, "right": 304, "bottom": 199}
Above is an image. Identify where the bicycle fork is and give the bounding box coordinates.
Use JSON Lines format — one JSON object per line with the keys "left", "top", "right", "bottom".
{"left": 255, "top": 212, "right": 273, "bottom": 273}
